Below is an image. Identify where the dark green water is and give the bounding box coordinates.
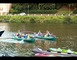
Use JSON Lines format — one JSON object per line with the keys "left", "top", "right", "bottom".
{"left": 0, "top": 23, "right": 77, "bottom": 56}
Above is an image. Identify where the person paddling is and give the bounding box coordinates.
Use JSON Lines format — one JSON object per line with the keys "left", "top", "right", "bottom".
{"left": 37, "top": 30, "right": 43, "bottom": 36}
{"left": 16, "top": 30, "right": 22, "bottom": 38}
{"left": 44, "top": 30, "right": 51, "bottom": 37}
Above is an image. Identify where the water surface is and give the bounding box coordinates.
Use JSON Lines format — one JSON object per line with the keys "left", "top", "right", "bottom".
{"left": 0, "top": 23, "right": 77, "bottom": 56}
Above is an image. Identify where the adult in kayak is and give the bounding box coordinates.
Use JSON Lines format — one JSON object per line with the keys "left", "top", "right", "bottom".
{"left": 37, "top": 30, "right": 43, "bottom": 36}
{"left": 44, "top": 30, "right": 56, "bottom": 37}
{"left": 44, "top": 30, "right": 51, "bottom": 37}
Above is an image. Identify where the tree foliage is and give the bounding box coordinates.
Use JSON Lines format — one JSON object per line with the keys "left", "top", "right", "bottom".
{"left": 9, "top": 3, "right": 77, "bottom": 14}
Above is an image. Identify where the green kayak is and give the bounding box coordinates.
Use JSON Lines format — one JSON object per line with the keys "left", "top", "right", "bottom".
{"left": 35, "top": 36, "right": 56, "bottom": 41}
{"left": 12, "top": 35, "right": 36, "bottom": 43}
{"left": 48, "top": 48, "right": 77, "bottom": 55}
{"left": 23, "top": 38, "right": 36, "bottom": 43}
{"left": 12, "top": 36, "right": 25, "bottom": 41}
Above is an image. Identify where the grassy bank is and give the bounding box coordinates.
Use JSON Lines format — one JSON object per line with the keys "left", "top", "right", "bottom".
{"left": 0, "top": 15, "right": 77, "bottom": 24}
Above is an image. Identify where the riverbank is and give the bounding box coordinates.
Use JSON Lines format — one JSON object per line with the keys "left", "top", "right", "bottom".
{"left": 0, "top": 15, "right": 77, "bottom": 24}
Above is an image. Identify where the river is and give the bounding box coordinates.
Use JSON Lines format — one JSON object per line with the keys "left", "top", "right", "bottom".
{"left": 0, "top": 23, "right": 77, "bottom": 56}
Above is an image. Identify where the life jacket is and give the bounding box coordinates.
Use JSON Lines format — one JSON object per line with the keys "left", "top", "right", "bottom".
{"left": 24, "top": 35, "right": 27, "bottom": 38}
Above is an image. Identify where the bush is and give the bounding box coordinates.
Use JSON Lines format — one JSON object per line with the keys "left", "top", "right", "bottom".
{"left": 71, "top": 16, "right": 77, "bottom": 24}
{"left": 0, "top": 15, "right": 77, "bottom": 24}
{"left": 29, "top": 17, "right": 36, "bottom": 23}
{"left": 63, "top": 16, "right": 72, "bottom": 24}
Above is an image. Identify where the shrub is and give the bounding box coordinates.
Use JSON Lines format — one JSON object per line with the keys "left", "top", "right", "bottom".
{"left": 0, "top": 15, "right": 77, "bottom": 24}
{"left": 70, "top": 16, "right": 77, "bottom": 24}
{"left": 29, "top": 17, "right": 36, "bottom": 23}
{"left": 63, "top": 16, "right": 72, "bottom": 24}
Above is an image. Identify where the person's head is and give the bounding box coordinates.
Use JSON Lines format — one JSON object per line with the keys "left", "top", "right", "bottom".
{"left": 46, "top": 30, "right": 49, "bottom": 33}
{"left": 16, "top": 33, "right": 18, "bottom": 36}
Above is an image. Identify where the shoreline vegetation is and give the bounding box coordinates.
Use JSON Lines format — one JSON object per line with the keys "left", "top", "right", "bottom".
{"left": 0, "top": 15, "right": 77, "bottom": 24}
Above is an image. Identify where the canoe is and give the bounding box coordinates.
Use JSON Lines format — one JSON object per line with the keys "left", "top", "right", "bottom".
{"left": 48, "top": 48, "right": 77, "bottom": 55}
{"left": 35, "top": 36, "right": 57, "bottom": 41}
{"left": 12, "top": 36, "right": 24, "bottom": 41}
{"left": 0, "top": 30, "right": 4, "bottom": 37}
{"left": 23, "top": 38, "right": 36, "bottom": 43}
{"left": 12, "top": 36, "right": 35, "bottom": 43}
{"left": 34, "top": 53, "right": 77, "bottom": 57}
{"left": 32, "top": 48, "right": 77, "bottom": 57}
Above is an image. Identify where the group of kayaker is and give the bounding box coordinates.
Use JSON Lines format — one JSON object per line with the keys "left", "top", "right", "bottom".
{"left": 15, "top": 30, "right": 54, "bottom": 38}
{"left": 15, "top": 33, "right": 31, "bottom": 39}
{"left": 15, "top": 30, "right": 28, "bottom": 38}
{"left": 35, "top": 30, "right": 54, "bottom": 37}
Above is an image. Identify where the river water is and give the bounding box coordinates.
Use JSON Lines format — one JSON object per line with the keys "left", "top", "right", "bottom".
{"left": 0, "top": 23, "right": 77, "bottom": 56}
